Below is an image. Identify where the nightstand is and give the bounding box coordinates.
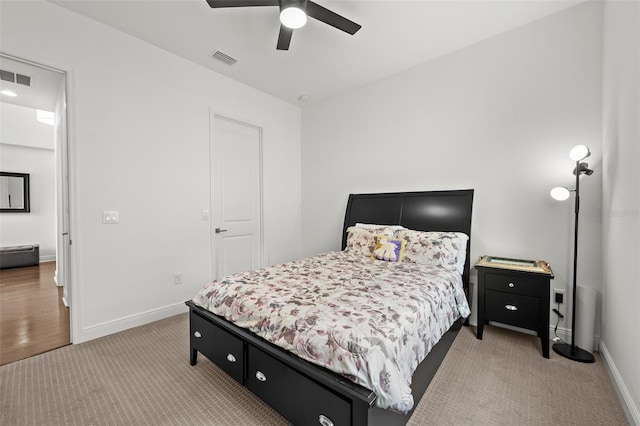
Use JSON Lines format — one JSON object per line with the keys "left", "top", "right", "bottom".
{"left": 475, "top": 256, "right": 554, "bottom": 358}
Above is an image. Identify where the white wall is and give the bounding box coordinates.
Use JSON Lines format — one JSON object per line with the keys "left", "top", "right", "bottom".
{"left": 301, "top": 2, "right": 603, "bottom": 331}
{"left": 1, "top": 103, "right": 55, "bottom": 149}
{"left": 601, "top": 1, "right": 640, "bottom": 423}
{"left": 0, "top": 103, "right": 56, "bottom": 261}
{"left": 0, "top": 0, "right": 302, "bottom": 342}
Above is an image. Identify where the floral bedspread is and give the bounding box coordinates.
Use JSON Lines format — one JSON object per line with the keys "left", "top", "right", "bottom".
{"left": 192, "top": 251, "right": 470, "bottom": 413}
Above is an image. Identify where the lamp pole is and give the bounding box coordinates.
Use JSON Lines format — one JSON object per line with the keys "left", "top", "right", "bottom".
{"left": 571, "top": 159, "right": 580, "bottom": 353}
{"left": 552, "top": 160, "right": 595, "bottom": 363}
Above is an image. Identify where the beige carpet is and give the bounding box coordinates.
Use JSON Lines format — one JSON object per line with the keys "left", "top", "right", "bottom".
{"left": 0, "top": 313, "right": 628, "bottom": 426}
{"left": 408, "top": 325, "right": 629, "bottom": 426}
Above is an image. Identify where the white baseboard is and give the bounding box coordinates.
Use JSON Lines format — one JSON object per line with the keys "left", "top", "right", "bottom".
{"left": 550, "top": 324, "right": 571, "bottom": 344}
{"left": 600, "top": 341, "right": 640, "bottom": 426}
{"left": 473, "top": 321, "right": 601, "bottom": 350}
{"left": 549, "top": 324, "right": 601, "bottom": 352}
{"left": 75, "top": 302, "right": 189, "bottom": 344}
{"left": 54, "top": 268, "right": 63, "bottom": 287}
{"left": 40, "top": 256, "right": 56, "bottom": 263}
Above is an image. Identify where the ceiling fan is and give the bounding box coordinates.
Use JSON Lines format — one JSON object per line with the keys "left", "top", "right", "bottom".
{"left": 206, "top": 0, "right": 362, "bottom": 51}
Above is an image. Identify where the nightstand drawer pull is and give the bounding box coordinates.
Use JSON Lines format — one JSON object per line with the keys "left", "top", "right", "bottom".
{"left": 505, "top": 304, "right": 518, "bottom": 311}
{"left": 508, "top": 282, "right": 515, "bottom": 288}
{"left": 193, "top": 331, "right": 202, "bottom": 338}
{"left": 226, "top": 353, "right": 236, "bottom": 363}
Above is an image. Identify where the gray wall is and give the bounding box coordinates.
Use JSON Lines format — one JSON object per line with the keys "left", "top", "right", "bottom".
{"left": 602, "top": 1, "right": 640, "bottom": 423}
{"left": 301, "top": 2, "right": 603, "bottom": 331}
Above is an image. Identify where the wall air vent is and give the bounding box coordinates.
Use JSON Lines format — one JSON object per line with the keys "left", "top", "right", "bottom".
{"left": 212, "top": 50, "right": 237, "bottom": 66}
{"left": 0, "top": 69, "right": 31, "bottom": 86}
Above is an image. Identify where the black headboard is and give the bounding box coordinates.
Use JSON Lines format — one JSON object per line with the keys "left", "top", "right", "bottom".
{"left": 342, "top": 189, "right": 474, "bottom": 299}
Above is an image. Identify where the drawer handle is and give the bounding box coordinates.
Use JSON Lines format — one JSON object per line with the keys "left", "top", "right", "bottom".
{"left": 505, "top": 304, "right": 518, "bottom": 311}
{"left": 226, "top": 353, "right": 236, "bottom": 363}
{"left": 508, "top": 282, "right": 515, "bottom": 288}
{"left": 255, "top": 371, "right": 267, "bottom": 382}
{"left": 193, "top": 331, "right": 202, "bottom": 338}
{"left": 318, "top": 414, "right": 334, "bottom": 426}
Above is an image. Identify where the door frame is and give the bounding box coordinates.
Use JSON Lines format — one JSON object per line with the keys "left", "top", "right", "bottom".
{"left": 209, "top": 112, "right": 265, "bottom": 280}
{"left": 1, "top": 52, "right": 78, "bottom": 343}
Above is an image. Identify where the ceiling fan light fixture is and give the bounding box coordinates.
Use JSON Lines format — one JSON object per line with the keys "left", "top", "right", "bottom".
{"left": 206, "top": 0, "right": 360, "bottom": 50}
{"left": 280, "top": 0, "right": 307, "bottom": 29}
{"left": 280, "top": 7, "right": 306, "bottom": 29}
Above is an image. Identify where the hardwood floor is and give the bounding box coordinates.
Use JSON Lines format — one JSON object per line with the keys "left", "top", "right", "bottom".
{"left": 0, "top": 262, "right": 70, "bottom": 365}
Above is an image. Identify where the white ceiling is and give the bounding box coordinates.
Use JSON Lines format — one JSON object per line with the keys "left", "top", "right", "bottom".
{"left": 38, "top": 1, "right": 583, "bottom": 106}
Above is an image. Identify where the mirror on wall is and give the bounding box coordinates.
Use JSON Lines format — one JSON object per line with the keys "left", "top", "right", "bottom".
{"left": 0, "top": 172, "right": 30, "bottom": 213}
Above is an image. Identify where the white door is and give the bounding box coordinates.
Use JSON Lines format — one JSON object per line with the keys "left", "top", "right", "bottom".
{"left": 211, "top": 114, "right": 263, "bottom": 278}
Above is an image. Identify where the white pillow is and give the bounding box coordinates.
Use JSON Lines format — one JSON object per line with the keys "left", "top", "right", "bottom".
{"left": 396, "top": 229, "right": 469, "bottom": 274}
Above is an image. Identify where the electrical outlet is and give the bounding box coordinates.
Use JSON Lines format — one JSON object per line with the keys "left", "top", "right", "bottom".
{"left": 554, "top": 289, "right": 565, "bottom": 304}
{"left": 174, "top": 272, "right": 183, "bottom": 286}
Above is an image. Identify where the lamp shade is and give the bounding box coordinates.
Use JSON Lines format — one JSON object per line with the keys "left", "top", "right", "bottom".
{"left": 280, "top": 6, "right": 307, "bottom": 29}
{"left": 569, "top": 145, "right": 590, "bottom": 162}
{"left": 551, "top": 186, "right": 571, "bottom": 201}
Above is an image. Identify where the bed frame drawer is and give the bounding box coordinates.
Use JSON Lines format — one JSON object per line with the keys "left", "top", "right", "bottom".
{"left": 190, "top": 311, "right": 244, "bottom": 383}
{"left": 247, "top": 345, "right": 351, "bottom": 426}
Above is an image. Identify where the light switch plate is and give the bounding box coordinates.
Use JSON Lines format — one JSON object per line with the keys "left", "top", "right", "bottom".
{"left": 102, "top": 210, "right": 119, "bottom": 224}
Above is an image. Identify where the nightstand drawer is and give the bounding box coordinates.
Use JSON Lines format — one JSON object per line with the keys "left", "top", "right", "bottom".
{"left": 484, "top": 271, "right": 542, "bottom": 297}
{"left": 485, "top": 290, "right": 540, "bottom": 330}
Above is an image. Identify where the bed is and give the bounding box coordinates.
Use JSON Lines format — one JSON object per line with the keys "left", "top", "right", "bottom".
{"left": 186, "top": 189, "right": 474, "bottom": 426}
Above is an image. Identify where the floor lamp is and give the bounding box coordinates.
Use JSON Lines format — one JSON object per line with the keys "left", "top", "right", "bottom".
{"left": 550, "top": 144, "right": 595, "bottom": 363}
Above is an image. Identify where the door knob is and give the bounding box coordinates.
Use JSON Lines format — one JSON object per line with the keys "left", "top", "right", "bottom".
{"left": 215, "top": 228, "right": 228, "bottom": 234}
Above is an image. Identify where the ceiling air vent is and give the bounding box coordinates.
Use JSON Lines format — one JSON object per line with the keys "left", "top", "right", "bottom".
{"left": 16, "top": 74, "right": 31, "bottom": 86}
{"left": 0, "top": 69, "right": 15, "bottom": 82}
{"left": 0, "top": 69, "right": 32, "bottom": 86}
{"left": 212, "top": 50, "right": 237, "bottom": 66}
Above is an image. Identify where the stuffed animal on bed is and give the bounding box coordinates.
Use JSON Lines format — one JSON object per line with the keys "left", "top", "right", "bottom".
{"left": 373, "top": 235, "right": 406, "bottom": 262}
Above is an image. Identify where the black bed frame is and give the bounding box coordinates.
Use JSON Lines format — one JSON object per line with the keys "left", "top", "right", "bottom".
{"left": 186, "top": 189, "right": 474, "bottom": 426}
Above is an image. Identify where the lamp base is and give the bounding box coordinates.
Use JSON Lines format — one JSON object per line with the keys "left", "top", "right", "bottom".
{"left": 552, "top": 342, "right": 595, "bottom": 363}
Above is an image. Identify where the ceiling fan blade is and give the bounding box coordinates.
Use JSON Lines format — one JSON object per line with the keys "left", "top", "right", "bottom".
{"left": 277, "top": 25, "right": 293, "bottom": 50}
{"left": 306, "top": 1, "right": 361, "bottom": 35}
{"left": 206, "top": 0, "right": 278, "bottom": 8}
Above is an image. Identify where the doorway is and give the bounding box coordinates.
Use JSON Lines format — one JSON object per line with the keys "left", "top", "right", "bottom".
{"left": 0, "top": 54, "right": 71, "bottom": 363}
{"left": 210, "top": 114, "right": 264, "bottom": 279}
